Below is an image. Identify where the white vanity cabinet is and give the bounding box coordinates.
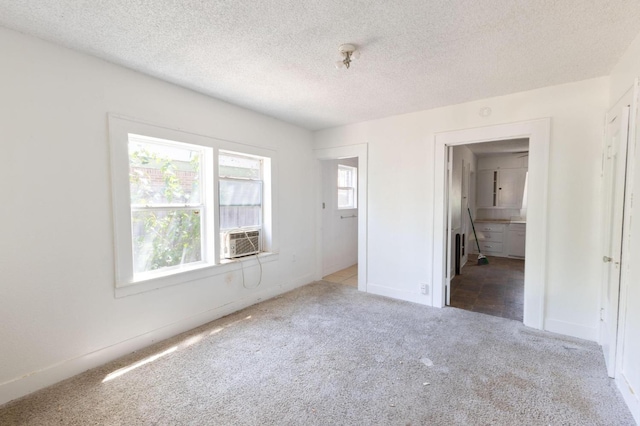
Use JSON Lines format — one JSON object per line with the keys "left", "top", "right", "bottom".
{"left": 471, "top": 154, "right": 528, "bottom": 259}
{"left": 507, "top": 223, "right": 526, "bottom": 258}
{"left": 498, "top": 168, "right": 527, "bottom": 208}
{"left": 474, "top": 222, "right": 506, "bottom": 255}
{"left": 476, "top": 168, "right": 527, "bottom": 208}
{"left": 476, "top": 170, "right": 497, "bottom": 208}
{"left": 471, "top": 221, "right": 526, "bottom": 258}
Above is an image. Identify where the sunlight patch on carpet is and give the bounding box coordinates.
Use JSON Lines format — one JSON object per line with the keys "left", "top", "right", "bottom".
{"left": 102, "top": 346, "right": 177, "bottom": 383}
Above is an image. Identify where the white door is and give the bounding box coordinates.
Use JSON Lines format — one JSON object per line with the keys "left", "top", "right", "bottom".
{"left": 461, "top": 161, "right": 470, "bottom": 266}
{"left": 600, "top": 93, "right": 631, "bottom": 378}
{"left": 445, "top": 146, "right": 453, "bottom": 305}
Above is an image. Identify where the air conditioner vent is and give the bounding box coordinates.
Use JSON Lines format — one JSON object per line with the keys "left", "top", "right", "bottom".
{"left": 224, "top": 229, "right": 261, "bottom": 259}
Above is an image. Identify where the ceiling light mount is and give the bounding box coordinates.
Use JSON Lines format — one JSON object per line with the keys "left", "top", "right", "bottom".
{"left": 336, "top": 43, "right": 360, "bottom": 69}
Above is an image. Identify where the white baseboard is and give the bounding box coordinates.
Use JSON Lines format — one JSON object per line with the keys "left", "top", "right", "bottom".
{"left": 616, "top": 373, "right": 640, "bottom": 425}
{"left": 0, "top": 274, "right": 313, "bottom": 406}
{"left": 366, "top": 282, "right": 429, "bottom": 305}
{"left": 544, "top": 318, "right": 598, "bottom": 342}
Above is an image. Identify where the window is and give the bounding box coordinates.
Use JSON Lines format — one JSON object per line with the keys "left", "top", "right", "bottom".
{"left": 128, "top": 136, "right": 212, "bottom": 279}
{"left": 109, "top": 115, "right": 276, "bottom": 295}
{"left": 219, "top": 152, "right": 263, "bottom": 231}
{"left": 219, "top": 151, "right": 264, "bottom": 259}
{"left": 338, "top": 165, "right": 357, "bottom": 209}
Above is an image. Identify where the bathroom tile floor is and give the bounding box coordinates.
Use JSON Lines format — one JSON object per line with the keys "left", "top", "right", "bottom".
{"left": 450, "top": 254, "right": 524, "bottom": 321}
{"left": 323, "top": 264, "right": 358, "bottom": 287}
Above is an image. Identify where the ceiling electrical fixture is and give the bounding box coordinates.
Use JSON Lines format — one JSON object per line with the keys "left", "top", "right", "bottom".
{"left": 335, "top": 44, "right": 360, "bottom": 69}
{"left": 479, "top": 106, "right": 492, "bottom": 117}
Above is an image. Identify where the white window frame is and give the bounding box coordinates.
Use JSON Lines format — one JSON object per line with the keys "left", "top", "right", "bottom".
{"left": 218, "top": 150, "right": 267, "bottom": 260}
{"left": 109, "top": 115, "right": 278, "bottom": 297}
{"left": 127, "top": 134, "right": 214, "bottom": 281}
{"left": 337, "top": 164, "right": 358, "bottom": 210}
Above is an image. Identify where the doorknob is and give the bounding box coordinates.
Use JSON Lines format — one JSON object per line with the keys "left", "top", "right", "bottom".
{"left": 603, "top": 256, "right": 613, "bottom": 263}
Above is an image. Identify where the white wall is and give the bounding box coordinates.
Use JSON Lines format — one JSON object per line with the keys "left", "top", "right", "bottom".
{"left": 0, "top": 27, "right": 316, "bottom": 404}
{"left": 321, "top": 158, "right": 358, "bottom": 276}
{"left": 608, "top": 30, "right": 640, "bottom": 424}
{"left": 314, "top": 77, "right": 608, "bottom": 341}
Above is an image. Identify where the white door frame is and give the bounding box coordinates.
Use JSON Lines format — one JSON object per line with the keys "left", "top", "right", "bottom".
{"left": 433, "top": 119, "right": 550, "bottom": 330}
{"left": 314, "top": 144, "right": 368, "bottom": 292}
{"left": 445, "top": 146, "right": 455, "bottom": 305}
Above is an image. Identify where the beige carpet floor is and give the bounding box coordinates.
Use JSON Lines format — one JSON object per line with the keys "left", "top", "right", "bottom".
{"left": 0, "top": 281, "right": 634, "bottom": 425}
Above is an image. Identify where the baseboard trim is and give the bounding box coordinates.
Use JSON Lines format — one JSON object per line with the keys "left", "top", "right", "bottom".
{"left": 544, "top": 318, "right": 598, "bottom": 342}
{"left": 616, "top": 373, "right": 640, "bottom": 424}
{"left": 0, "top": 275, "right": 313, "bottom": 406}
{"left": 366, "top": 282, "right": 429, "bottom": 305}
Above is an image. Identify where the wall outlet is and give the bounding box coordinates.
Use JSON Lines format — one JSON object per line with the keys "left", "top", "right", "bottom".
{"left": 420, "top": 283, "right": 429, "bottom": 295}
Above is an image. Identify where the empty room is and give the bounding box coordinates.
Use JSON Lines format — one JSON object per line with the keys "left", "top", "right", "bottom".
{"left": 1, "top": 1, "right": 640, "bottom": 425}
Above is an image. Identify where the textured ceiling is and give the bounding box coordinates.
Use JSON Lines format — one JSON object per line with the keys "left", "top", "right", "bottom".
{"left": 1, "top": 1, "right": 639, "bottom": 130}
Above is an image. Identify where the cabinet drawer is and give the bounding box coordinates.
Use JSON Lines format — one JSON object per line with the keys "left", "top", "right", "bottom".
{"left": 478, "top": 231, "right": 503, "bottom": 242}
{"left": 476, "top": 223, "right": 505, "bottom": 233}
{"left": 479, "top": 241, "right": 503, "bottom": 254}
{"left": 507, "top": 230, "right": 526, "bottom": 257}
{"left": 509, "top": 223, "right": 526, "bottom": 232}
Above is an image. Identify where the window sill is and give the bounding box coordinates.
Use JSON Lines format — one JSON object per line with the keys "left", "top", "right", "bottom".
{"left": 114, "top": 252, "right": 279, "bottom": 298}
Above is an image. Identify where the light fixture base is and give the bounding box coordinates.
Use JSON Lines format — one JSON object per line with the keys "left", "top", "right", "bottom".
{"left": 336, "top": 43, "right": 359, "bottom": 70}
{"left": 339, "top": 44, "right": 356, "bottom": 54}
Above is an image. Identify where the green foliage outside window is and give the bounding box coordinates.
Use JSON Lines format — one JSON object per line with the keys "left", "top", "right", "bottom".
{"left": 129, "top": 145, "right": 203, "bottom": 274}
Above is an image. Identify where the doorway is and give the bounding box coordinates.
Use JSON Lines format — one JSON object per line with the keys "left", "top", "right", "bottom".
{"left": 314, "top": 144, "right": 368, "bottom": 292}
{"left": 433, "top": 119, "right": 550, "bottom": 330}
{"left": 448, "top": 140, "right": 529, "bottom": 321}
{"left": 320, "top": 157, "right": 359, "bottom": 287}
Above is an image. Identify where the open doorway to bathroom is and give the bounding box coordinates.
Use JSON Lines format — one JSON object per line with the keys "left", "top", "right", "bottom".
{"left": 320, "top": 157, "right": 359, "bottom": 287}
{"left": 448, "top": 139, "right": 529, "bottom": 321}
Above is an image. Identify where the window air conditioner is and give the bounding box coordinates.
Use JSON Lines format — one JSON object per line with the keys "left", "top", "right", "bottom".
{"left": 224, "top": 229, "right": 261, "bottom": 259}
